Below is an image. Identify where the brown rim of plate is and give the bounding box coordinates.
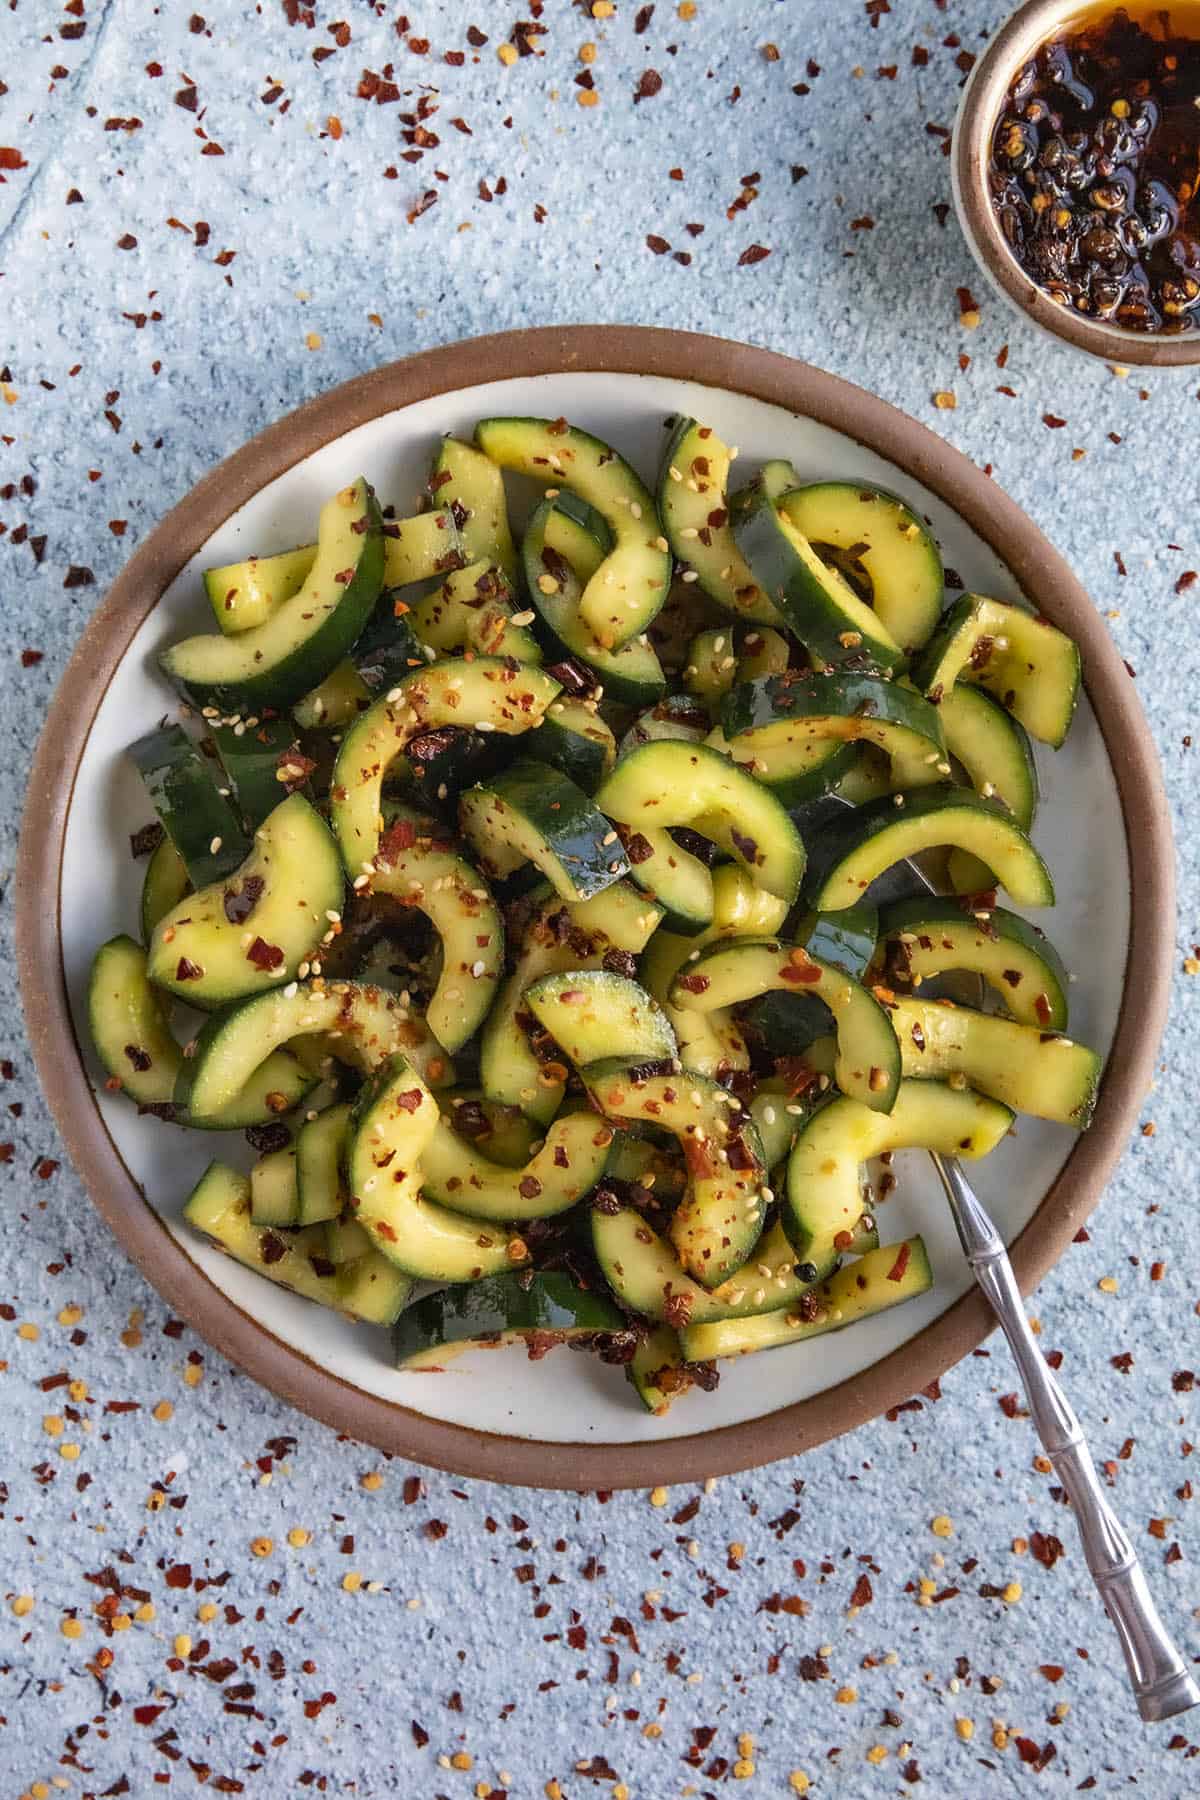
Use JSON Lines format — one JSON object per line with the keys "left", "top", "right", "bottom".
{"left": 952, "top": 0, "right": 1200, "bottom": 368}
{"left": 15, "top": 325, "right": 1173, "bottom": 1490}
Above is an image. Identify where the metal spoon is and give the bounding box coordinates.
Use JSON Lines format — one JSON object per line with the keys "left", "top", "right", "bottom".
{"left": 796, "top": 793, "right": 1199, "bottom": 1721}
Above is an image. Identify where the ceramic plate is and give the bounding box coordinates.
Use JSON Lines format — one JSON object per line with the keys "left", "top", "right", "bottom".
{"left": 17, "top": 327, "right": 1172, "bottom": 1488}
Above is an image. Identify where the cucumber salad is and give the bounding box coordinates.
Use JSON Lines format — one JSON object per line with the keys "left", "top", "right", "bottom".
{"left": 88, "top": 416, "right": 1098, "bottom": 1415}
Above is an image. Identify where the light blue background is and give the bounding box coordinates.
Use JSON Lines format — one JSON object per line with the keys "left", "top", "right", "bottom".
{"left": 1, "top": 3, "right": 1196, "bottom": 1794}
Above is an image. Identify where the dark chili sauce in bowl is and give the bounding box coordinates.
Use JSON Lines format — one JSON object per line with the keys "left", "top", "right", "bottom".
{"left": 989, "top": 5, "right": 1200, "bottom": 332}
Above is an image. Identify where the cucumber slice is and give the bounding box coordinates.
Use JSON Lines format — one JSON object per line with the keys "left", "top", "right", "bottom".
{"left": 429, "top": 436, "right": 518, "bottom": 581}
{"left": 670, "top": 938, "right": 901, "bottom": 1113}
{"left": 409, "top": 559, "right": 542, "bottom": 664}
{"left": 442, "top": 1091, "right": 541, "bottom": 1168}
{"left": 784, "top": 1080, "right": 1013, "bottom": 1270}
{"left": 346, "top": 1055, "right": 525, "bottom": 1280}
{"left": 296, "top": 1101, "right": 352, "bottom": 1226}
{"left": 181, "top": 1049, "right": 317, "bottom": 1131}
{"left": 147, "top": 794, "right": 344, "bottom": 1009}
{"left": 937, "top": 683, "right": 1039, "bottom": 828}
{"left": 596, "top": 740, "right": 806, "bottom": 905}
{"left": 128, "top": 725, "right": 251, "bottom": 888}
{"left": 480, "top": 884, "right": 665, "bottom": 1123}
{"left": 587, "top": 1063, "right": 767, "bottom": 1288}
{"left": 680, "top": 1236, "right": 932, "bottom": 1363}
{"left": 292, "top": 659, "right": 373, "bottom": 730}
{"left": 915, "top": 594, "right": 1081, "bottom": 748}
{"left": 184, "top": 1163, "right": 411, "bottom": 1326}
{"left": 324, "top": 1209, "right": 372, "bottom": 1265}
{"left": 628, "top": 1326, "right": 689, "bottom": 1415}
{"left": 211, "top": 717, "right": 312, "bottom": 830}
{"left": 393, "top": 1271, "right": 622, "bottom": 1370}
{"left": 609, "top": 823, "right": 715, "bottom": 936}
{"left": 459, "top": 760, "right": 628, "bottom": 903}
{"left": 524, "top": 970, "right": 677, "bottom": 1072}
{"left": 475, "top": 417, "right": 671, "bottom": 650}
{"left": 804, "top": 785, "right": 1055, "bottom": 911}
{"left": 370, "top": 806, "right": 503, "bottom": 1054}
{"left": 619, "top": 694, "right": 715, "bottom": 757}
{"left": 524, "top": 498, "right": 667, "bottom": 708}
{"left": 593, "top": 1207, "right": 845, "bottom": 1325}
{"left": 638, "top": 864, "right": 788, "bottom": 1079}
{"left": 204, "top": 545, "right": 315, "bottom": 635}
{"left": 720, "top": 672, "right": 948, "bottom": 789}
{"left": 889, "top": 997, "right": 1099, "bottom": 1126}
{"left": 381, "top": 508, "right": 467, "bottom": 588}
{"left": 422, "top": 1107, "right": 614, "bottom": 1221}
{"left": 330, "top": 657, "right": 561, "bottom": 874}
{"left": 89, "top": 935, "right": 185, "bottom": 1106}
{"left": 777, "top": 481, "right": 944, "bottom": 654}
{"left": 353, "top": 598, "right": 427, "bottom": 694}
{"left": 732, "top": 475, "right": 905, "bottom": 674}
{"left": 657, "top": 418, "right": 780, "bottom": 624}
{"left": 877, "top": 897, "right": 1069, "bottom": 1029}
{"left": 140, "top": 837, "right": 191, "bottom": 945}
{"left": 176, "top": 980, "right": 454, "bottom": 1124}
{"left": 707, "top": 722, "right": 859, "bottom": 811}
{"left": 524, "top": 697, "right": 617, "bottom": 791}
{"left": 249, "top": 1145, "right": 300, "bottom": 1228}
{"left": 161, "top": 479, "right": 384, "bottom": 713}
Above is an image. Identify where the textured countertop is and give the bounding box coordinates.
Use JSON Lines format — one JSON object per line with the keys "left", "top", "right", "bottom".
{"left": 2, "top": 3, "right": 1198, "bottom": 1795}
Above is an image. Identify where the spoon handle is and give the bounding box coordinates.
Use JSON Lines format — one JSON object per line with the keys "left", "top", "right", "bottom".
{"left": 930, "top": 1152, "right": 1199, "bottom": 1724}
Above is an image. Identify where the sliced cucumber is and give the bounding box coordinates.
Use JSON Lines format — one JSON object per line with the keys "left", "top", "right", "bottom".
{"left": 331, "top": 656, "right": 561, "bottom": 874}
{"left": 381, "top": 507, "right": 466, "bottom": 588}
{"left": 596, "top": 740, "right": 806, "bottom": 905}
{"left": 732, "top": 475, "right": 905, "bottom": 674}
{"left": 249, "top": 1145, "right": 300, "bottom": 1228}
{"left": 592, "top": 1207, "right": 845, "bottom": 1325}
{"left": 352, "top": 599, "right": 427, "bottom": 697}
{"left": 784, "top": 1080, "right": 1013, "bottom": 1270}
{"left": 442, "top": 1091, "right": 541, "bottom": 1168}
{"left": 669, "top": 938, "right": 901, "bottom": 1113}
{"left": 183, "top": 1162, "right": 411, "bottom": 1326}
{"left": 915, "top": 594, "right": 1081, "bottom": 748}
{"left": 296, "top": 1100, "right": 352, "bottom": 1226}
{"left": 524, "top": 497, "right": 667, "bottom": 708}
{"left": 429, "top": 436, "right": 518, "bottom": 581}
{"left": 128, "top": 725, "right": 251, "bottom": 889}
{"left": 587, "top": 1063, "right": 767, "bottom": 1288}
{"left": 89, "top": 935, "right": 184, "bottom": 1106}
{"left": 147, "top": 794, "right": 344, "bottom": 1008}
{"left": 657, "top": 418, "right": 780, "bottom": 623}
{"left": 176, "top": 980, "right": 454, "bottom": 1125}
{"left": 371, "top": 806, "right": 503, "bottom": 1054}
{"left": 394, "top": 1271, "right": 622, "bottom": 1370}
{"left": 680, "top": 1236, "right": 932, "bottom": 1363}
{"left": 524, "top": 970, "right": 677, "bottom": 1072}
{"left": 211, "top": 717, "right": 313, "bottom": 830}
{"left": 409, "top": 559, "right": 542, "bottom": 664}
{"left": 628, "top": 1326, "right": 689, "bottom": 1415}
{"left": 523, "top": 697, "right": 617, "bottom": 792}
{"left": 161, "top": 479, "right": 384, "bottom": 713}
{"left": 459, "top": 760, "right": 628, "bottom": 903}
{"left": 346, "top": 1055, "right": 525, "bottom": 1280}
{"left": 720, "top": 672, "right": 948, "bottom": 789}
{"left": 140, "top": 836, "right": 191, "bottom": 944}
{"left": 292, "top": 659, "right": 373, "bottom": 730}
{"left": 480, "top": 884, "right": 665, "bottom": 1123}
{"left": 937, "top": 683, "right": 1039, "bottom": 828}
{"left": 889, "top": 997, "right": 1099, "bottom": 1126}
{"left": 422, "top": 1107, "right": 614, "bottom": 1221}
{"left": 204, "top": 544, "right": 315, "bottom": 635}
{"left": 877, "top": 897, "right": 1069, "bottom": 1029}
{"left": 777, "top": 481, "right": 944, "bottom": 654}
{"left": 475, "top": 417, "right": 671, "bottom": 649}
{"left": 324, "top": 1209, "right": 372, "bottom": 1265}
{"left": 804, "top": 785, "right": 1055, "bottom": 911}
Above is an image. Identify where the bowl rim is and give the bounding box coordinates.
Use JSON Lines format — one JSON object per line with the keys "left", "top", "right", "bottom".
{"left": 15, "top": 323, "right": 1173, "bottom": 1489}
{"left": 953, "top": 0, "right": 1200, "bottom": 367}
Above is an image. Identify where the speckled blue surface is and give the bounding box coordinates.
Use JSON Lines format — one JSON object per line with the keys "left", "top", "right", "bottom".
{"left": 2, "top": 3, "right": 1198, "bottom": 1795}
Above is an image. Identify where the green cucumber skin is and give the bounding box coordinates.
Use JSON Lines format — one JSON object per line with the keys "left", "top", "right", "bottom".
{"left": 721, "top": 671, "right": 945, "bottom": 756}
{"left": 393, "top": 1271, "right": 622, "bottom": 1367}
{"left": 128, "top": 725, "right": 251, "bottom": 888}
{"left": 140, "top": 837, "right": 191, "bottom": 944}
{"left": 525, "top": 971, "right": 677, "bottom": 1071}
{"left": 776, "top": 481, "right": 944, "bottom": 654}
{"left": 211, "top": 717, "right": 311, "bottom": 829}
{"left": 461, "top": 759, "right": 629, "bottom": 903}
{"left": 161, "top": 483, "right": 385, "bottom": 714}
{"left": 352, "top": 599, "right": 427, "bottom": 695}
{"left": 914, "top": 593, "right": 1081, "bottom": 748}
{"left": 657, "top": 417, "right": 779, "bottom": 625}
{"left": 524, "top": 703, "right": 616, "bottom": 792}
{"left": 802, "top": 783, "right": 1055, "bottom": 911}
{"left": 876, "top": 896, "right": 1069, "bottom": 1030}
{"left": 937, "top": 683, "right": 1039, "bottom": 829}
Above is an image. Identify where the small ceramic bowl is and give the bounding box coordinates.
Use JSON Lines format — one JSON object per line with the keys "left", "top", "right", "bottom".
{"left": 953, "top": 0, "right": 1200, "bottom": 367}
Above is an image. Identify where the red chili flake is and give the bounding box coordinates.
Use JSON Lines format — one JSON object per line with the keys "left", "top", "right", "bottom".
{"left": 1172, "top": 1369, "right": 1195, "bottom": 1391}
{"left": 21, "top": 648, "right": 44, "bottom": 667}
{"left": 737, "top": 243, "right": 771, "bottom": 266}
{"left": 997, "top": 1392, "right": 1027, "bottom": 1418}
{"left": 0, "top": 147, "right": 28, "bottom": 171}
{"left": 1175, "top": 571, "right": 1197, "bottom": 594}
{"left": 467, "top": 25, "right": 488, "bottom": 47}
{"left": 393, "top": 1089, "right": 425, "bottom": 1114}
{"left": 1029, "top": 1530, "right": 1065, "bottom": 1568}
{"left": 407, "top": 189, "right": 438, "bottom": 223}
{"left": 165, "top": 1563, "right": 193, "bottom": 1589}
{"left": 63, "top": 565, "right": 95, "bottom": 588}
{"left": 223, "top": 874, "right": 265, "bottom": 926}
{"left": 1042, "top": 413, "right": 1067, "bottom": 429}
{"left": 1114, "top": 550, "right": 1128, "bottom": 577}
{"left": 646, "top": 234, "right": 670, "bottom": 255}
{"left": 411, "top": 1720, "right": 429, "bottom": 1747}
{"left": 635, "top": 3, "right": 655, "bottom": 29}
{"left": 175, "top": 957, "right": 204, "bottom": 982}
{"left": 625, "top": 832, "right": 654, "bottom": 865}
{"left": 635, "top": 69, "right": 663, "bottom": 102}
{"left": 245, "top": 938, "right": 284, "bottom": 972}
{"left": 849, "top": 1572, "right": 873, "bottom": 1607}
